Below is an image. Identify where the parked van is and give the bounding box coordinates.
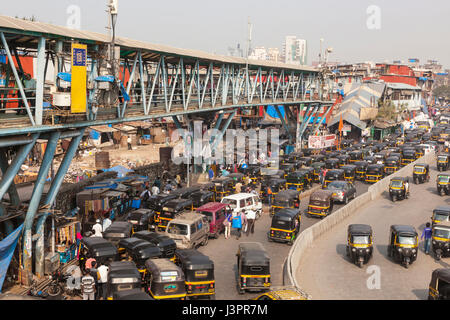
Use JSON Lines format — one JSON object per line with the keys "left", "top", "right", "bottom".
{"left": 221, "top": 193, "right": 263, "bottom": 220}
{"left": 165, "top": 212, "right": 210, "bottom": 249}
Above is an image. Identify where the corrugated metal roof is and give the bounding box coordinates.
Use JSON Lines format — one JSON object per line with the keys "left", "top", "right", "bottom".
{"left": 0, "top": 15, "right": 318, "bottom": 73}
{"left": 385, "top": 83, "right": 421, "bottom": 90}
{"left": 328, "top": 82, "right": 386, "bottom": 129}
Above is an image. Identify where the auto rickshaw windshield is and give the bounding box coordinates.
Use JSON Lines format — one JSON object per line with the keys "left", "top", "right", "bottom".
{"left": 438, "top": 176, "right": 450, "bottom": 183}
{"left": 434, "top": 212, "right": 450, "bottom": 222}
{"left": 167, "top": 223, "right": 188, "bottom": 235}
{"left": 397, "top": 235, "right": 416, "bottom": 245}
{"left": 414, "top": 166, "right": 425, "bottom": 173}
{"left": 352, "top": 235, "right": 370, "bottom": 244}
{"left": 438, "top": 156, "right": 448, "bottom": 162}
{"left": 433, "top": 228, "right": 450, "bottom": 239}
{"left": 390, "top": 180, "right": 403, "bottom": 188}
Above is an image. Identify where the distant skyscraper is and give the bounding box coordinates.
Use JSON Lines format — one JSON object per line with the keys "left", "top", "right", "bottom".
{"left": 283, "top": 36, "right": 307, "bottom": 65}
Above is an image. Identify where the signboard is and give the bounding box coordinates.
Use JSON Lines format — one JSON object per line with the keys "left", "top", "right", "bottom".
{"left": 71, "top": 43, "right": 87, "bottom": 113}
{"left": 308, "top": 134, "right": 337, "bottom": 149}
{"left": 342, "top": 124, "right": 351, "bottom": 132}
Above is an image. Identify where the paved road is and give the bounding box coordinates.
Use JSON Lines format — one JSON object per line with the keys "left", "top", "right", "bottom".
{"left": 197, "top": 180, "right": 369, "bottom": 300}
{"left": 295, "top": 164, "right": 450, "bottom": 300}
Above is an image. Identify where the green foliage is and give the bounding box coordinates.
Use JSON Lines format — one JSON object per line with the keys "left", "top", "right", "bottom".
{"left": 433, "top": 85, "right": 450, "bottom": 98}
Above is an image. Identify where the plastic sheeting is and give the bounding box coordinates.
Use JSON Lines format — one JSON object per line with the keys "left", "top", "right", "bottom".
{"left": 103, "top": 165, "right": 134, "bottom": 178}
{"left": 0, "top": 224, "right": 23, "bottom": 293}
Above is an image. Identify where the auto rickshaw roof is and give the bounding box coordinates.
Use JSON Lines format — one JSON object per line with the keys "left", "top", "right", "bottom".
{"left": 104, "top": 221, "right": 132, "bottom": 234}
{"left": 390, "top": 225, "right": 417, "bottom": 236}
{"left": 341, "top": 165, "right": 357, "bottom": 171}
{"left": 134, "top": 231, "right": 176, "bottom": 247}
{"left": 355, "top": 161, "right": 369, "bottom": 167}
{"left": 310, "top": 190, "right": 334, "bottom": 201}
{"left": 212, "top": 177, "right": 232, "bottom": 183}
{"left": 174, "top": 249, "right": 214, "bottom": 270}
{"left": 108, "top": 261, "right": 141, "bottom": 279}
{"left": 145, "top": 258, "right": 184, "bottom": 278}
{"left": 367, "top": 164, "right": 385, "bottom": 169}
{"left": 414, "top": 163, "right": 429, "bottom": 168}
{"left": 311, "top": 162, "right": 325, "bottom": 168}
{"left": 390, "top": 177, "right": 409, "bottom": 182}
{"left": 81, "top": 237, "right": 117, "bottom": 249}
{"left": 273, "top": 208, "right": 300, "bottom": 220}
{"left": 238, "top": 242, "right": 270, "bottom": 266}
{"left": 326, "top": 158, "right": 339, "bottom": 162}
{"left": 164, "top": 198, "right": 193, "bottom": 208}
{"left": 326, "top": 169, "right": 344, "bottom": 175}
{"left": 119, "top": 237, "right": 149, "bottom": 250}
{"left": 127, "top": 209, "right": 153, "bottom": 221}
{"left": 274, "top": 189, "right": 300, "bottom": 200}
{"left": 267, "top": 178, "right": 287, "bottom": 185}
{"left": 386, "top": 156, "right": 400, "bottom": 161}
{"left": 113, "top": 289, "right": 153, "bottom": 300}
{"left": 197, "top": 202, "right": 229, "bottom": 213}
{"left": 434, "top": 206, "right": 450, "bottom": 213}
{"left": 348, "top": 224, "right": 372, "bottom": 236}
{"left": 190, "top": 190, "right": 214, "bottom": 200}
{"left": 172, "top": 186, "right": 202, "bottom": 197}
{"left": 431, "top": 268, "right": 450, "bottom": 285}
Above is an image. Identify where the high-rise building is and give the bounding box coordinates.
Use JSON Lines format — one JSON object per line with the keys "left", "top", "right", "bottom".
{"left": 249, "top": 47, "right": 267, "bottom": 61}
{"left": 283, "top": 36, "right": 307, "bottom": 65}
{"left": 267, "top": 48, "right": 280, "bottom": 62}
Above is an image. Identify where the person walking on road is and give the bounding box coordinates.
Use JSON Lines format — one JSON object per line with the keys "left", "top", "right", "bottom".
{"left": 92, "top": 219, "right": 103, "bottom": 237}
{"left": 267, "top": 186, "right": 273, "bottom": 209}
{"left": 421, "top": 222, "right": 433, "bottom": 254}
{"left": 246, "top": 209, "right": 256, "bottom": 236}
{"left": 232, "top": 211, "right": 243, "bottom": 240}
{"left": 223, "top": 210, "right": 232, "bottom": 239}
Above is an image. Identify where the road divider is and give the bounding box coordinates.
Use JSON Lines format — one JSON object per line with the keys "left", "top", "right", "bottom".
{"left": 284, "top": 151, "right": 436, "bottom": 296}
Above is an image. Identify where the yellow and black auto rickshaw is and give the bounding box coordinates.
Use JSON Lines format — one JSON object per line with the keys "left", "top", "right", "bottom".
{"left": 401, "top": 149, "right": 416, "bottom": 166}
{"left": 106, "top": 261, "right": 142, "bottom": 300}
{"left": 384, "top": 156, "right": 401, "bottom": 175}
{"left": 323, "top": 169, "right": 345, "bottom": 188}
{"left": 158, "top": 198, "right": 193, "bottom": 231}
{"left": 389, "top": 177, "right": 410, "bottom": 202}
{"left": 270, "top": 189, "right": 300, "bottom": 217}
{"left": 432, "top": 206, "right": 450, "bottom": 226}
{"left": 211, "top": 177, "right": 233, "bottom": 201}
{"left": 346, "top": 224, "right": 373, "bottom": 268}
{"left": 286, "top": 171, "right": 307, "bottom": 192}
{"left": 174, "top": 249, "right": 216, "bottom": 299}
{"left": 437, "top": 153, "right": 450, "bottom": 172}
{"left": 349, "top": 150, "right": 363, "bottom": 163}
{"left": 413, "top": 163, "right": 430, "bottom": 184}
{"left": 253, "top": 286, "right": 311, "bottom": 300}
{"left": 341, "top": 165, "right": 357, "bottom": 183}
{"left": 118, "top": 237, "right": 162, "bottom": 276}
{"left": 431, "top": 221, "right": 450, "bottom": 261}
{"left": 428, "top": 268, "right": 450, "bottom": 300}
{"left": 267, "top": 208, "right": 301, "bottom": 245}
{"left": 387, "top": 225, "right": 419, "bottom": 269}
{"left": 325, "top": 158, "right": 340, "bottom": 169}
{"left": 355, "top": 161, "right": 369, "bottom": 181}
{"left": 311, "top": 162, "right": 326, "bottom": 183}
{"left": 307, "top": 190, "right": 334, "bottom": 218}
{"left": 144, "top": 258, "right": 186, "bottom": 300}
{"left": 365, "top": 164, "right": 385, "bottom": 184}
{"left": 437, "top": 174, "right": 450, "bottom": 196}
{"left": 236, "top": 242, "right": 271, "bottom": 294}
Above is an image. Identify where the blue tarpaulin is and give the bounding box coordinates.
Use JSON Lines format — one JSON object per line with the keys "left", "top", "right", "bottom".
{"left": 102, "top": 165, "right": 134, "bottom": 178}
{"left": 90, "top": 130, "right": 100, "bottom": 140}
{"left": 266, "top": 105, "right": 285, "bottom": 119}
{"left": 95, "top": 75, "right": 115, "bottom": 83}
{"left": 0, "top": 224, "right": 23, "bottom": 293}
{"left": 57, "top": 72, "right": 71, "bottom": 82}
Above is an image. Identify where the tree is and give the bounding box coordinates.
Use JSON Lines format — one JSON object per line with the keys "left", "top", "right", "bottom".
{"left": 433, "top": 85, "right": 450, "bottom": 98}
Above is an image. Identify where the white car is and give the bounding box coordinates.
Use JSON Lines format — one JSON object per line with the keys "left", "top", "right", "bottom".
{"left": 221, "top": 193, "right": 263, "bottom": 220}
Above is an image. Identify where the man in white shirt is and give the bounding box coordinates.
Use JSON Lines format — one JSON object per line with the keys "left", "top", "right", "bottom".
{"left": 151, "top": 184, "right": 160, "bottom": 195}
{"left": 92, "top": 219, "right": 103, "bottom": 237}
{"left": 102, "top": 214, "right": 112, "bottom": 232}
{"left": 245, "top": 209, "right": 256, "bottom": 236}
{"left": 97, "top": 263, "right": 109, "bottom": 300}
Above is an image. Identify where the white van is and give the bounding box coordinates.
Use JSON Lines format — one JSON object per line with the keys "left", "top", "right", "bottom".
{"left": 221, "top": 193, "right": 262, "bottom": 219}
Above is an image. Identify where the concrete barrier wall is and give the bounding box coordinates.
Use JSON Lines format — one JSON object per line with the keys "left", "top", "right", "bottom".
{"left": 285, "top": 151, "right": 436, "bottom": 294}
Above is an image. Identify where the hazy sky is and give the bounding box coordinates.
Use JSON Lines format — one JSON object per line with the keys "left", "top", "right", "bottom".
{"left": 3, "top": 0, "right": 450, "bottom": 68}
